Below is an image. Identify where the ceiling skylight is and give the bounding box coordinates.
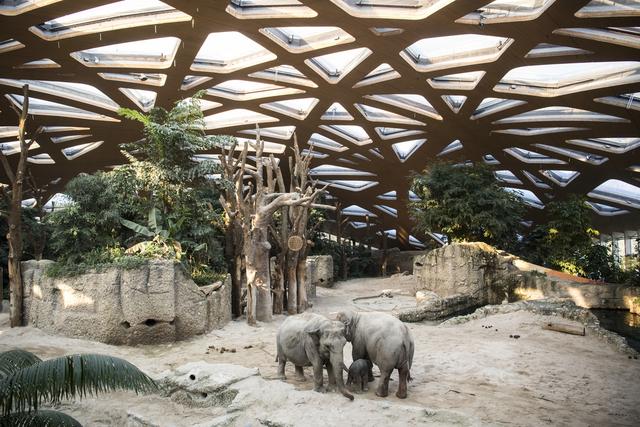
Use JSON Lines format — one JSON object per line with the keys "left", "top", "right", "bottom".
{"left": 306, "top": 47, "right": 372, "bottom": 83}
{"left": 260, "top": 27, "right": 354, "bottom": 53}
{"left": 71, "top": 37, "right": 181, "bottom": 69}
{"left": 192, "top": 32, "right": 277, "bottom": 73}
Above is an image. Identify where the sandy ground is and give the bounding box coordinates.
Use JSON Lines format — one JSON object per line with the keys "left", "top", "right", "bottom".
{"left": 1, "top": 275, "right": 639, "bottom": 426}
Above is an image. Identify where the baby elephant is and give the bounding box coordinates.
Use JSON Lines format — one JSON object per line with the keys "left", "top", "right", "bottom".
{"left": 346, "top": 359, "right": 372, "bottom": 392}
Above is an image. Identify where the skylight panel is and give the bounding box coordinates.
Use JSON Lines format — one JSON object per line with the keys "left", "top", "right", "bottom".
{"left": 554, "top": 27, "right": 640, "bottom": 49}
{"left": 241, "top": 126, "right": 296, "bottom": 140}
{"left": 375, "top": 127, "right": 424, "bottom": 140}
{"left": 99, "top": 72, "right": 167, "bottom": 87}
{"left": 192, "top": 32, "right": 276, "bottom": 73}
{"left": 320, "top": 125, "right": 372, "bottom": 145}
{"left": 495, "top": 62, "right": 640, "bottom": 97}
{"left": 0, "top": 126, "right": 18, "bottom": 138}
{"left": 504, "top": 188, "right": 544, "bottom": 209}
{"left": 353, "top": 63, "right": 401, "bottom": 88}
{"left": 0, "top": 140, "right": 40, "bottom": 156}
{"left": 308, "top": 133, "right": 348, "bottom": 152}
{"left": 71, "top": 37, "right": 181, "bottom": 69}
{"left": 321, "top": 103, "right": 354, "bottom": 121}
{"left": 62, "top": 141, "right": 104, "bottom": 160}
{"left": 364, "top": 94, "right": 441, "bottom": 120}
{"left": 260, "top": 27, "right": 354, "bottom": 53}
{"left": 204, "top": 109, "right": 278, "bottom": 130}
{"left": 595, "top": 91, "right": 640, "bottom": 111}
{"left": 441, "top": 95, "right": 467, "bottom": 113}
{"left": 576, "top": 1, "right": 640, "bottom": 18}
{"left": 0, "top": 79, "right": 119, "bottom": 112}
{"left": 374, "top": 204, "right": 398, "bottom": 217}
{"left": 483, "top": 154, "right": 500, "bottom": 165}
{"left": 392, "top": 139, "right": 426, "bottom": 162}
{"left": 428, "top": 71, "right": 486, "bottom": 90}
{"left": 586, "top": 201, "right": 629, "bottom": 216}
{"left": 471, "top": 98, "right": 526, "bottom": 120}
{"left": 5, "top": 94, "right": 118, "bottom": 122}
{"left": 401, "top": 35, "right": 512, "bottom": 73}
{"left": 321, "top": 180, "right": 379, "bottom": 192}
{"left": 30, "top": 1, "right": 191, "bottom": 40}
{"left": 330, "top": 0, "right": 455, "bottom": 20}
{"left": 119, "top": 88, "right": 157, "bottom": 112}
{"left": 456, "top": 0, "right": 555, "bottom": 24}
{"left": 492, "top": 127, "right": 587, "bottom": 136}
{"left": 27, "top": 153, "right": 54, "bottom": 165}
{"left": 525, "top": 43, "right": 592, "bottom": 59}
{"left": 534, "top": 144, "right": 608, "bottom": 165}
{"left": 342, "top": 204, "right": 376, "bottom": 216}
{"left": 0, "top": 39, "right": 24, "bottom": 54}
{"left": 0, "top": 0, "right": 61, "bottom": 16}
{"left": 207, "top": 80, "right": 304, "bottom": 101}
{"left": 589, "top": 179, "right": 640, "bottom": 208}
{"left": 306, "top": 47, "right": 372, "bottom": 84}
{"left": 15, "top": 58, "right": 60, "bottom": 69}
{"left": 539, "top": 170, "right": 580, "bottom": 187}
{"left": 309, "top": 164, "right": 374, "bottom": 176}
{"left": 567, "top": 137, "right": 640, "bottom": 154}
{"left": 226, "top": 0, "right": 318, "bottom": 19}
{"left": 378, "top": 191, "right": 397, "bottom": 201}
{"left": 249, "top": 65, "right": 318, "bottom": 88}
{"left": 493, "top": 107, "right": 628, "bottom": 124}
{"left": 495, "top": 170, "right": 522, "bottom": 185}
{"left": 504, "top": 147, "right": 566, "bottom": 164}
{"left": 50, "top": 134, "right": 91, "bottom": 144}
{"left": 260, "top": 97, "right": 319, "bottom": 120}
{"left": 355, "top": 104, "right": 424, "bottom": 125}
{"left": 438, "top": 140, "right": 463, "bottom": 156}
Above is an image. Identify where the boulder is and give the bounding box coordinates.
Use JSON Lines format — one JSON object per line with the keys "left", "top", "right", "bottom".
{"left": 21, "top": 260, "right": 231, "bottom": 345}
{"left": 305, "top": 255, "right": 333, "bottom": 293}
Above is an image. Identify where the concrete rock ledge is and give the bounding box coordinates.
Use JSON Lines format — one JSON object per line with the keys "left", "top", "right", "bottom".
{"left": 21, "top": 259, "right": 231, "bottom": 345}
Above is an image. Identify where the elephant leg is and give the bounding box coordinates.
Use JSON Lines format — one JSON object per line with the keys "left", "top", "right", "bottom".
{"left": 375, "top": 368, "right": 392, "bottom": 398}
{"left": 361, "top": 375, "right": 368, "bottom": 392}
{"left": 295, "top": 365, "right": 306, "bottom": 381}
{"left": 277, "top": 357, "right": 286, "bottom": 380}
{"left": 326, "top": 363, "right": 336, "bottom": 392}
{"left": 312, "top": 362, "right": 324, "bottom": 393}
{"left": 396, "top": 365, "right": 409, "bottom": 399}
{"left": 367, "top": 362, "right": 374, "bottom": 382}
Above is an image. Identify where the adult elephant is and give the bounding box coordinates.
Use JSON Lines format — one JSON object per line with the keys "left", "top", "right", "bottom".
{"left": 336, "top": 310, "right": 414, "bottom": 398}
{"left": 276, "top": 313, "right": 354, "bottom": 400}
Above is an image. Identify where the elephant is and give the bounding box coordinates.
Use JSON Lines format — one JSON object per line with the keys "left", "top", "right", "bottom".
{"left": 337, "top": 310, "right": 414, "bottom": 399}
{"left": 346, "top": 359, "right": 372, "bottom": 392}
{"left": 276, "top": 313, "right": 354, "bottom": 400}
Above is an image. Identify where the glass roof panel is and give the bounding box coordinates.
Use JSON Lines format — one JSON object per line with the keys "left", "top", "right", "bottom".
{"left": 70, "top": 37, "right": 180, "bottom": 69}
{"left": 310, "top": 164, "right": 373, "bottom": 176}
{"left": 355, "top": 104, "right": 424, "bottom": 125}
{"left": 342, "top": 204, "right": 376, "bottom": 216}
{"left": 589, "top": 179, "right": 640, "bottom": 208}
{"left": 567, "top": 137, "right": 640, "bottom": 154}
{"left": 207, "top": 80, "right": 304, "bottom": 101}
{"left": 364, "top": 94, "right": 441, "bottom": 120}
{"left": 494, "top": 106, "right": 628, "bottom": 124}
{"left": 428, "top": 71, "right": 485, "bottom": 90}
{"left": 392, "top": 139, "right": 426, "bottom": 162}
{"left": 576, "top": 0, "right": 640, "bottom": 18}
{"left": 204, "top": 109, "right": 278, "bottom": 130}
{"left": 5, "top": 94, "right": 118, "bottom": 122}
{"left": 402, "top": 34, "right": 512, "bottom": 72}
{"left": 0, "top": 0, "right": 61, "bottom": 16}
{"left": 192, "top": 32, "right": 276, "bottom": 73}
{"left": 306, "top": 47, "right": 372, "bottom": 83}
{"left": 260, "top": 97, "right": 318, "bottom": 120}
{"left": 30, "top": 0, "right": 190, "bottom": 40}
{"left": 331, "top": 0, "right": 455, "bottom": 20}
{"left": 119, "top": 88, "right": 157, "bottom": 112}
{"left": 504, "top": 187, "right": 544, "bottom": 208}
{"left": 249, "top": 65, "right": 318, "bottom": 88}
{"left": 321, "top": 103, "right": 353, "bottom": 121}
{"left": 260, "top": 26, "right": 354, "bottom": 53}
{"left": 62, "top": 141, "right": 103, "bottom": 160}
{"left": 226, "top": 0, "right": 318, "bottom": 19}
{"left": 354, "top": 63, "right": 401, "bottom": 88}
{"left": 320, "top": 125, "right": 372, "bottom": 145}
{"left": 457, "top": 0, "right": 555, "bottom": 24}
{"left": 308, "top": 133, "right": 348, "bottom": 152}
{"left": 0, "top": 38, "right": 25, "bottom": 53}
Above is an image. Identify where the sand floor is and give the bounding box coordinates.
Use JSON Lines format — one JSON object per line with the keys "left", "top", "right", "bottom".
{"left": 1, "top": 275, "right": 639, "bottom": 426}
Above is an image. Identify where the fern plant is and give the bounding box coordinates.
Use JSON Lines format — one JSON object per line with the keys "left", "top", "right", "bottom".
{"left": 0, "top": 349, "right": 157, "bottom": 426}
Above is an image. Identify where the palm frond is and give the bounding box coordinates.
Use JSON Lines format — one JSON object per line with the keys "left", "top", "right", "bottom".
{"left": 0, "top": 354, "right": 157, "bottom": 415}
{"left": 0, "top": 350, "right": 42, "bottom": 378}
{"left": 0, "top": 409, "right": 82, "bottom": 427}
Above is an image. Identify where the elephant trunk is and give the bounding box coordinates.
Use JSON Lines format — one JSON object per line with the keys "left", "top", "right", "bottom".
{"left": 331, "top": 354, "right": 354, "bottom": 401}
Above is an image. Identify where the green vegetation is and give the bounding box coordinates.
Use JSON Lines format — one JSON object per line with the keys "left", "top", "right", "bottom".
{"left": 410, "top": 162, "right": 525, "bottom": 250}
{"left": 43, "top": 95, "right": 228, "bottom": 286}
{"left": 0, "top": 349, "right": 157, "bottom": 426}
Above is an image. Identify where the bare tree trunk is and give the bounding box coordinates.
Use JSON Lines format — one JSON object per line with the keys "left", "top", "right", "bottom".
{"left": 286, "top": 250, "right": 298, "bottom": 314}
{"left": 0, "top": 85, "right": 35, "bottom": 328}
{"left": 245, "top": 222, "right": 272, "bottom": 323}
{"left": 296, "top": 248, "right": 308, "bottom": 312}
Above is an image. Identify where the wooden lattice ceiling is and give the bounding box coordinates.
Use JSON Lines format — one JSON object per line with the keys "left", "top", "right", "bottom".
{"left": 1, "top": 0, "right": 639, "bottom": 248}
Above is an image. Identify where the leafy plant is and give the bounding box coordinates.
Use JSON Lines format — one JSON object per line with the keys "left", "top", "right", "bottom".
{"left": 0, "top": 349, "right": 157, "bottom": 426}
{"left": 409, "top": 162, "right": 526, "bottom": 251}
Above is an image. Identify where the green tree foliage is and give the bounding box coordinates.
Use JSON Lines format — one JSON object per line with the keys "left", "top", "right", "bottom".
{"left": 409, "top": 162, "right": 526, "bottom": 250}
{"left": 0, "top": 349, "right": 157, "bottom": 426}
{"left": 45, "top": 96, "right": 227, "bottom": 284}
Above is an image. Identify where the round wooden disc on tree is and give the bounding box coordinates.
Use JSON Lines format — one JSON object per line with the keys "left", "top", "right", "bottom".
{"left": 287, "top": 235, "right": 304, "bottom": 251}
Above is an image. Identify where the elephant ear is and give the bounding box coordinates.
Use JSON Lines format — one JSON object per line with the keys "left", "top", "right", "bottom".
{"left": 304, "top": 326, "right": 322, "bottom": 342}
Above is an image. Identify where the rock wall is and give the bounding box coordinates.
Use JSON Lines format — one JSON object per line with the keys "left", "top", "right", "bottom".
{"left": 404, "top": 242, "right": 640, "bottom": 322}
{"left": 306, "top": 255, "right": 333, "bottom": 293}
{"left": 22, "top": 260, "right": 231, "bottom": 345}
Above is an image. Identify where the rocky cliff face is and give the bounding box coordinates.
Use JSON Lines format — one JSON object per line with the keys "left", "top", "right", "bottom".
{"left": 22, "top": 260, "right": 231, "bottom": 345}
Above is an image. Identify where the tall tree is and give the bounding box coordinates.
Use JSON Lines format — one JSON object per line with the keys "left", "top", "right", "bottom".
{"left": 0, "top": 85, "right": 40, "bottom": 327}
{"left": 219, "top": 129, "right": 325, "bottom": 325}
{"left": 410, "top": 162, "right": 525, "bottom": 250}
